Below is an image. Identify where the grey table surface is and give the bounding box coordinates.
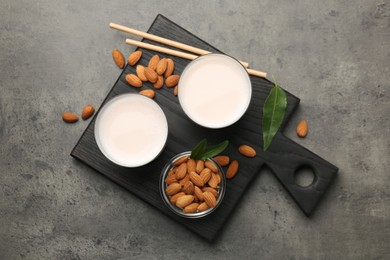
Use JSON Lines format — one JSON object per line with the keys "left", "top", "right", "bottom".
{"left": 0, "top": 0, "right": 389, "bottom": 259}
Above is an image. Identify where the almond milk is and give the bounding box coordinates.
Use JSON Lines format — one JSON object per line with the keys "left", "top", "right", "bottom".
{"left": 95, "top": 94, "right": 168, "bottom": 167}
{"left": 178, "top": 54, "right": 252, "bottom": 128}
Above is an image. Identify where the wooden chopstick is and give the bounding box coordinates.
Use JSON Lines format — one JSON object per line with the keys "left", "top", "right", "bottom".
{"left": 125, "top": 39, "right": 267, "bottom": 79}
{"left": 110, "top": 22, "right": 249, "bottom": 68}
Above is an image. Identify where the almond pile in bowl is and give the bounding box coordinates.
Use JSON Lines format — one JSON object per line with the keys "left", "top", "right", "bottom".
{"left": 161, "top": 152, "right": 226, "bottom": 217}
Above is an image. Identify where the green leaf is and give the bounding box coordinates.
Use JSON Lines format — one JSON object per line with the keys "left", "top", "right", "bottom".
{"left": 190, "top": 139, "right": 207, "bottom": 159}
{"left": 190, "top": 139, "right": 229, "bottom": 160}
{"left": 262, "top": 79, "right": 287, "bottom": 151}
{"left": 197, "top": 140, "right": 229, "bottom": 160}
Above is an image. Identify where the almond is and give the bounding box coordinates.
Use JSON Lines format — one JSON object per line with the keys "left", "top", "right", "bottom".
{"left": 174, "top": 86, "right": 178, "bottom": 96}
{"left": 144, "top": 67, "right": 158, "bottom": 83}
{"left": 197, "top": 202, "right": 209, "bottom": 212}
{"left": 165, "top": 75, "right": 180, "bottom": 88}
{"left": 127, "top": 50, "right": 142, "bottom": 66}
{"left": 164, "top": 174, "right": 177, "bottom": 185}
{"left": 199, "top": 168, "right": 211, "bottom": 184}
{"left": 196, "top": 160, "right": 204, "bottom": 173}
{"left": 194, "top": 186, "right": 204, "bottom": 201}
{"left": 175, "top": 163, "right": 187, "bottom": 180}
{"left": 203, "top": 191, "right": 217, "bottom": 208}
{"left": 187, "top": 159, "right": 196, "bottom": 174}
{"left": 156, "top": 58, "right": 168, "bottom": 75}
{"left": 173, "top": 156, "right": 188, "bottom": 166}
{"left": 208, "top": 173, "right": 220, "bottom": 188}
{"left": 238, "top": 145, "right": 257, "bottom": 157}
{"left": 62, "top": 112, "right": 78, "bottom": 123}
{"left": 153, "top": 75, "right": 164, "bottom": 89}
{"left": 164, "top": 58, "right": 175, "bottom": 78}
{"left": 165, "top": 183, "right": 181, "bottom": 196}
{"left": 139, "top": 89, "right": 155, "bottom": 99}
{"left": 297, "top": 119, "right": 308, "bottom": 138}
{"left": 170, "top": 192, "right": 185, "bottom": 204}
{"left": 205, "top": 160, "right": 218, "bottom": 172}
{"left": 136, "top": 65, "right": 148, "bottom": 81}
{"left": 189, "top": 172, "right": 204, "bottom": 187}
{"left": 81, "top": 105, "right": 95, "bottom": 120}
{"left": 148, "top": 54, "right": 160, "bottom": 71}
{"left": 125, "top": 74, "right": 142, "bottom": 88}
{"left": 202, "top": 187, "right": 218, "bottom": 198}
{"left": 179, "top": 174, "right": 190, "bottom": 186}
{"left": 183, "top": 181, "right": 194, "bottom": 195}
{"left": 226, "top": 160, "right": 239, "bottom": 179}
{"left": 112, "top": 49, "right": 125, "bottom": 69}
{"left": 183, "top": 203, "right": 199, "bottom": 213}
{"left": 168, "top": 170, "right": 175, "bottom": 176}
{"left": 213, "top": 155, "right": 230, "bottom": 166}
{"left": 175, "top": 195, "right": 194, "bottom": 208}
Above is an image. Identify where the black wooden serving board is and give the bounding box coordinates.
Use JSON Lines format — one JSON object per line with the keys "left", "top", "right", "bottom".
{"left": 71, "top": 14, "right": 338, "bottom": 241}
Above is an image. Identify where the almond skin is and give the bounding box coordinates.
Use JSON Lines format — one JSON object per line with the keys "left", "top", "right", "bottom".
{"left": 194, "top": 186, "right": 204, "bottom": 201}
{"left": 183, "top": 203, "right": 199, "bottom": 213}
{"left": 238, "top": 145, "right": 257, "bottom": 157}
{"left": 62, "top": 112, "right": 78, "bottom": 123}
{"left": 81, "top": 105, "right": 95, "bottom": 120}
{"left": 203, "top": 191, "right": 217, "bottom": 208}
{"left": 208, "top": 173, "right": 220, "bottom": 188}
{"left": 125, "top": 74, "right": 142, "bottom": 88}
{"left": 197, "top": 202, "right": 209, "bottom": 212}
{"left": 139, "top": 89, "right": 155, "bottom": 99}
{"left": 213, "top": 155, "right": 230, "bottom": 166}
{"left": 189, "top": 172, "right": 204, "bottom": 187}
{"left": 170, "top": 192, "right": 185, "bottom": 204}
{"left": 148, "top": 54, "right": 160, "bottom": 71}
{"left": 187, "top": 159, "right": 196, "bottom": 174}
{"left": 156, "top": 58, "right": 168, "bottom": 75}
{"left": 164, "top": 58, "right": 175, "bottom": 78}
{"left": 205, "top": 160, "right": 218, "bottom": 172}
{"left": 196, "top": 160, "right": 204, "bottom": 173}
{"left": 173, "top": 156, "right": 188, "bottom": 166}
{"left": 199, "top": 168, "right": 212, "bottom": 184}
{"left": 136, "top": 65, "right": 148, "bottom": 81}
{"left": 165, "top": 75, "right": 180, "bottom": 88}
{"left": 127, "top": 50, "right": 142, "bottom": 66}
{"left": 144, "top": 67, "right": 158, "bottom": 83}
{"left": 164, "top": 174, "right": 177, "bottom": 185}
{"left": 153, "top": 76, "right": 164, "bottom": 89}
{"left": 175, "top": 163, "right": 187, "bottom": 180}
{"left": 182, "top": 181, "right": 194, "bottom": 195}
{"left": 226, "top": 160, "right": 239, "bottom": 179}
{"left": 174, "top": 86, "right": 178, "bottom": 96}
{"left": 176, "top": 195, "right": 194, "bottom": 208}
{"left": 165, "top": 183, "right": 182, "bottom": 196}
{"left": 112, "top": 49, "right": 125, "bottom": 69}
{"left": 202, "top": 187, "right": 218, "bottom": 198}
{"left": 179, "top": 174, "right": 190, "bottom": 186}
{"left": 297, "top": 119, "right": 308, "bottom": 137}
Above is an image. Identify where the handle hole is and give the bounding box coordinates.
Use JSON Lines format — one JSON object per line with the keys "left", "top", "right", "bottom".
{"left": 294, "top": 165, "right": 316, "bottom": 188}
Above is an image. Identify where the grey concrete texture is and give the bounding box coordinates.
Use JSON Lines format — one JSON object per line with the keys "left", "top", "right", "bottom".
{"left": 0, "top": 0, "right": 389, "bottom": 259}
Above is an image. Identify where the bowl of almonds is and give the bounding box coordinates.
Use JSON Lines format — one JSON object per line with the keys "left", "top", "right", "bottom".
{"left": 160, "top": 140, "right": 228, "bottom": 218}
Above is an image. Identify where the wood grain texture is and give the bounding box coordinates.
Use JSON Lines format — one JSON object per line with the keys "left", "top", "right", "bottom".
{"left": 71, "top": 14, "right": 338, "bottom": 241}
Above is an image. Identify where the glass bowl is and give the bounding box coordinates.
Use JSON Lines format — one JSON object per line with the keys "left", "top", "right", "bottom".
{"left": 159, "top": 151, "right": 226, "bottom": 218}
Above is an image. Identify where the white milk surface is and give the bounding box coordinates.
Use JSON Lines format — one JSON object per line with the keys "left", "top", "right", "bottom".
{"left": 95, "top": 94, "right": 168, "bottom": 167}
{"left": 178, "top": 54, "right": 252, "bottom": 128}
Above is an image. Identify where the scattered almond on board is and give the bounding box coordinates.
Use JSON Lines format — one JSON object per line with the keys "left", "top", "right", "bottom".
{"left": 164, "top": 156, "right": 222, "bottom": 213}
{"left": 81, "top": 105, "right": 95, "bottom": 120}
{"left": 296, "top": 119, "right": 308, "bottom": 138}
{"left": 112, "top": 49, "right": 125, "bottom": 69}
{"left": 62, "top": 105, "right": 95, "bottom": 123}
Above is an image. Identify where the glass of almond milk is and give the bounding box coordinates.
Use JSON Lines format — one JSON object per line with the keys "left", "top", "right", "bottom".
{"left": 178, "top": 53, "right": 252, "bottom": 129}
{"left": 94, "top": 94, "right": 168, "bottom": 167}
